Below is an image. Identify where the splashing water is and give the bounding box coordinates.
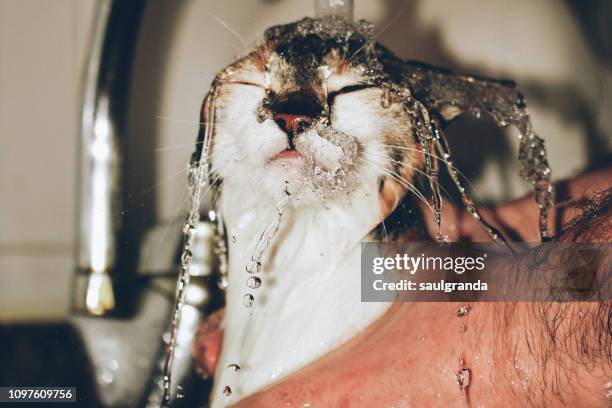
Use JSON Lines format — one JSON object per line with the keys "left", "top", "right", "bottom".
{"left": 159, "top": 76, "right": 223, "bottom": 406}
{"left": 456, "top": 305, "right": 471, "bottom": 318}
{"left": 243, "top": 293, "right": 255, "bottom": 308}
{"left": 219, "top": 190, "right": 291, "bottom": 400}
{"left": 455, "top": 304, "right": 472, "bottom": 404}
{"left": 214, "top": 213, "right": 229, "bottom": 290}
{"left": 158, "top": 15, "right": 555, "bottom": 406}
{"left": 278, "top": 16, "right": 555, "bottom": 244}
{"left": 247, "top": 276, "right": 262, "bottom": 289}
{"left": 604, "top": 380, "right": 612, "bottom": 400}
{"left": 269, "top": 16, "right": 554, "bottom": 244}
{"left": 396, "top": 93, "right": 521, "bottom": 247}
{"left": 398, "top": 65, "right": 555, "bottom": 242}
{"left": 243, "top": 189, "right": 291, "bottom": 307}
{"left": 456, "top": 367, "right": 471, "bottom": 400}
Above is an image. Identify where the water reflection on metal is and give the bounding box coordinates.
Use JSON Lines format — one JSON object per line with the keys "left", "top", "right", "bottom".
{"left": 84, "top": 272, "right": 116, "bottom": 316}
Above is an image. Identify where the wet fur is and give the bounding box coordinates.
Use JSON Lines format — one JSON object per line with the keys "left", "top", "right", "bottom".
{"left": 203, "top": 25, "right": 425, "bottom": 407}
{"left": 197, "top": 17, "right": 541, "bottom": 406}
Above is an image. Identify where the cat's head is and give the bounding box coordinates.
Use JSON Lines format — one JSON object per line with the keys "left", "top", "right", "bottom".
{"left": 201, "top": 17, "right": 422, "bottom": 217}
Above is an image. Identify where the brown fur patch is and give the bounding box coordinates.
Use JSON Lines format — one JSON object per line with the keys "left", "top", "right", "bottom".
{"left": 325, "top": 49, "right": 350, "bottom": 75}
{"left": 379, "top": 179, "right": 404, "bottom": 219}
{"left": 249, "top": 43, "right": 273, "bottom": 71}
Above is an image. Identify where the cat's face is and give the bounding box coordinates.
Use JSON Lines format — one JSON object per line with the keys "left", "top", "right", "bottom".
{"left": 205, "top": 20, "right": 422, "bottom": 215}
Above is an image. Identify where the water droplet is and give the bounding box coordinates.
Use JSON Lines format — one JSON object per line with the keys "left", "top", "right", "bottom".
{"left": 99, "top": 370, "right": 114, "bottom": 385}
{"left": 183, "top": 223, "right": 197, "bottom": 241}
{"left": 246, "top": 276, "right": 262, "bottom": 289}
{"left": 604, "top": 381, "right": 612, "bottom": 400}
{"left": 458, "top": 325, "right": 467, "bottom": 333}
{"left": 180, "top": 249, "right": 192, "bottom": 265}
{"left": 456, "top": 368, "right": 471, "bottom": 392}
{"left": 435, "top": 233, "right": 449, "bottom": 244}
{"left": 108, "top": 359, "right": 119, "bottom": 371}
{"left": 161, "top": 82, "right": 220, "bottom": 402}
{"left": 256, "top": 107, "right": 268, "bottom": 123}
{"left": 223, "top": 385, "right": 232, "bottom": 396}
{"left": 246, "top": 261, "right": 262, "bottom": 274}
{"left": 456, "top": 305, "right": 471, "bottom": 317}
{"left": 227, "top": 363, "right": 241, "bottom": 371}
{"left": 243, "top": 294, "right": 254, "bottom": 307}
{"left": 320, "top": 65, "right": 332, "bottom": 79}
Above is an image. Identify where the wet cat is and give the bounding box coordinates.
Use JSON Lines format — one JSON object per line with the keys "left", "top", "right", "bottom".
{"left": 196, "top": 17, "right": 552, "bottom": 406}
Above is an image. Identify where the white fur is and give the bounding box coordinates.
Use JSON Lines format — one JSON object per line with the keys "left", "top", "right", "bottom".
{"left": 210, "top": 180, "right": 389, "bottom": 407}
{"left": 209, "top": 72, "right": 403, "bottom": 407}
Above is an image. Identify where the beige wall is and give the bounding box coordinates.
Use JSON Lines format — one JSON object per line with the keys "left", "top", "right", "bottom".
{"left": 0, "top": 0, "right": 609, "bottom": 321}
{"left": 0, "top": 0, "right": 96, "bottom": 320}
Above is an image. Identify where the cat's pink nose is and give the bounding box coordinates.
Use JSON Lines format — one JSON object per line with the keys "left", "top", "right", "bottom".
{"left": 274, "top": 113, "right": 314, "bottom": 134}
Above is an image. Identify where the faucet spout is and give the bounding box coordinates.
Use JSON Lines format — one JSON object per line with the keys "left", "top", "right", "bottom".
{"left": 73, "top": 0, "right": 146, "bottom": 316}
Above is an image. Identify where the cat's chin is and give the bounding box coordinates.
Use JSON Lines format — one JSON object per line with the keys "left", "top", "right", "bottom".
{"left": 256, "top": 171, "right": 336, "bottom": 209}
{"left": 233, "top": 142, "right": 361, "bottom": 208}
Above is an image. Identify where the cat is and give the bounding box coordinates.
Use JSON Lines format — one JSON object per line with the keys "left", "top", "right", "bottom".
{"left": 196, "top": 16, "right": 547, "bottom": 407}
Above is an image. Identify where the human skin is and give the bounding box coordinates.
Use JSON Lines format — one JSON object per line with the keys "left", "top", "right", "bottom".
{"left": 194, "top": 167, "right": 612, "bottom": 407}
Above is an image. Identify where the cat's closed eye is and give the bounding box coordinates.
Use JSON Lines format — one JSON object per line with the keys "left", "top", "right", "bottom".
{"left": 327, "top": 82, "right": 376, "bottom": 102}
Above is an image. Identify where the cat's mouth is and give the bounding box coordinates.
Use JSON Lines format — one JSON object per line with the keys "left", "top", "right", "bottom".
{"left": 272, "top": 148, "right": 302, "bottom": 160}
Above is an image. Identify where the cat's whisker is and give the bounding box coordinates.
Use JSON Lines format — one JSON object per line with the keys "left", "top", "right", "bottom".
{"left": 384, "top": 156, "right": 462, "bottom": 210}
{"left": 155, "top": 114, "right": 219, "bottom": 127}
{"left": 155, "top": 141, "right": 203, "bottom": 153}
{"left": 384, "top": 156, "right": 430, "bottom": 180}
{"left": 144, "top": 167, "right": 191, "bottom": 194}
{"left": 154, "top": 188, "right": 191, "bottom": 251}
{"left": 358, "top": 157, "right": 434, "bottom": 214}
{"left": 374, "top": 143, "right": 496, "bottom": 212}
{"left": 153, "top": 173, "right": 221, "bottom": 252}
{"left": 144, "top": 163, "right": 222, "bottom": 194}
{"left": 378, "top": 209, "right": 389, "bottom": 243}
{"left": 353, "top": 170, "right": 390, "bottom": 242}
{"left": 363, "top": 159, "right": 430, "bottom": 206}
{"left": 208, "top": 12, "right": 251, "bottom": 55}
{"left": 346, "top": 1, "right": 408, "bottom": 67}
{"left": 373, "top": 0, "right": 409, "bottom": 40}
{"left": 374, "top": 143, "right": 476, "bottom": 187}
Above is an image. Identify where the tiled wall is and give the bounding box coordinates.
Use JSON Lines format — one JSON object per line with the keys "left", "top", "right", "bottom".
{"left": 0, "top": 0, "right": 609, "bottom": 321}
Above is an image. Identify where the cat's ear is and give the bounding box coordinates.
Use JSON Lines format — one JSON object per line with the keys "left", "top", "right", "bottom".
{"left": 403, "top": 61, "right": 524, "bottom": 125}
